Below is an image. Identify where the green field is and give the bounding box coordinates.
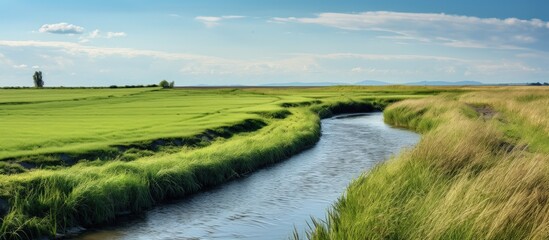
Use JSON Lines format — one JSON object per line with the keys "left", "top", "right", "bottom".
{"left": 0, "top": 87, "right": 433, "bottom": 162}
{"left": 1, "top": 86, "right": 548, "bottom": 240}
{"left": 0, "top": 86, "right": 440, "bottom": 239}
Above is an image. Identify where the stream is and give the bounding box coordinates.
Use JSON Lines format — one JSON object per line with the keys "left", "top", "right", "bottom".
{"left": 74, "top": 112, "right": 419, "bottom": 240}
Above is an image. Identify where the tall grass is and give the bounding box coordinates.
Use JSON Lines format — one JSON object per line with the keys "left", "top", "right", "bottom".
{"left": 304, "top": 88, "right": 549, "bottom": 240}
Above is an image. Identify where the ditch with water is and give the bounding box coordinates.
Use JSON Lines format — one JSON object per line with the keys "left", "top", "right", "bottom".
{"left": 74, "top": 112, "right": 419, "bottom": 240}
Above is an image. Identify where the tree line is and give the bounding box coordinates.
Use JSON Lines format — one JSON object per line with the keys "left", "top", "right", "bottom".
{"left": 30, "top": 71, "right": 175, "bottom": 89}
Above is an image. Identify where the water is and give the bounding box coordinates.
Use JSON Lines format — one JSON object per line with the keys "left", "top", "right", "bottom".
{"left": 75, "top": 112, "right": 419, "bottom": 240}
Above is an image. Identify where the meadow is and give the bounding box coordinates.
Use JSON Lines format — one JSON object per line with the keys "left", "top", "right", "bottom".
{"left": 0, "top": 86, "right": 440, "bottom": 239}
{"left": 306, "top": 87, "right": 549, "bottom": 240}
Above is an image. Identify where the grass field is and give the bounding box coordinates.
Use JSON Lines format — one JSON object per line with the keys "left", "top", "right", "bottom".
{"left": 0, "top": 87, "right": 437, "bottom": 162}
{"left": 305, "top": 87, "right": 549, "bottom": 240}
{"left": 0, "top": 86, "right": 443, "bottom": 239}
{"left": 3, "top": 86, "right": 547, "bottom": 239}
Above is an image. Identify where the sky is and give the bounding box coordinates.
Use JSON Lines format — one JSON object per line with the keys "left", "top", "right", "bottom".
{"left": 1, "top": 0, "right": 549, "bottom": 86}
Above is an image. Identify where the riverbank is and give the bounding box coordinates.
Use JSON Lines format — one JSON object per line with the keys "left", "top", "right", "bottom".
{"left": 1, "top": 108, "right": 315, "bottom": 239}
{"left": 306, "top": 87, "right": 549, "bottom": 239}
{"left": 1, "top": 86, "right": 435, "bottom": 239}
{"left": 74, "top": 112, "right": 419, "bottom": 240}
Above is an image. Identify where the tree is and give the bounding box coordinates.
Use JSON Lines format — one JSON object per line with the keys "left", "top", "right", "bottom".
{"left": 159, "top": 80, "right": 174, "bottom": 89}
{"left": 159, "top": 80, "right": 170, "bottom": 88}
{"left": 33, "top": 71, "right": 44, "bottom": 88}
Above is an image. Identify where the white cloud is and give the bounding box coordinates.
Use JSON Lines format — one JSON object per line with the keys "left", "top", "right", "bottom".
{"left": 351, "top": 67, "right": 364, "bottom": 73}
{"left": 39, "top": 22, "right": 84, "bottom": 34}
{"left": 439, "top": 38, "right": 489, "bottom": 49}
{"left": 12, "top": 64, "right": 27, "bottom": 69}
{"left": 302, "top": 53, "right": 466, "bottom": 62}
{"left": 0, "top": 40, "right": 199, "bottom": 59}
{"left": 89, "top": 29, "right": 101, "bottom": 38}
{"left": 0, "top": 53, "right": 27, "bottom": 69}
{"left": 469, "top": 62, "right": 539, "bottom": 75}
{"left": 0, "top": 40, "right": 543, "bottom": 82}
{"left": 0, "top": 40, "right": 320, "bottom": 76}
{"left": 195, "top": 15, "right": 245, "bottom": 27}
{"left": 32, "top": 65, "right": 40, "bottom": 69}
{"left": 347, "top": 66, "right": 423, "bottom": 76}
{"left": 222, "top": 15, "right": 246, "bottom": 19}
{"left": 513, "top": 35, "right": 536, "bottom": 43}
{"left": 272, "top": 12, "right": 549, "bottom": 31}
{"left": 38, "top": 54, "right": 74, "bottom": 69}
{"left": 79, "top": 30, "right": 126, "bottom": 43}
{"left": 315, "top": 53, "right": 542, "bottom": 77}
{"left": 271, "top": 12, "right": 549, "bottom": 50}
{"left": 106, "top": 32, "right": 127, "bottom": 38}
{"left": 0, "top": 53, "right": 13, "bottom": 66}
{"left": 0, "top": 40, "right": 475, "bottom": 72}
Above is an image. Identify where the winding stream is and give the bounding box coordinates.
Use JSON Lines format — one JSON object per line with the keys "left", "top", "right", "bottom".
{"left": 75, "top": 112, "right": 419, "bottom": 240}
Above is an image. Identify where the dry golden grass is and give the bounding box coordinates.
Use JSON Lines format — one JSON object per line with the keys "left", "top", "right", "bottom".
{"left": 306, "top": 87, "right": 549, "bottom": 240}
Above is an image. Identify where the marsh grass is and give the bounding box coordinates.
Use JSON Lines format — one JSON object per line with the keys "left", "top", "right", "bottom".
{"left": 304, "top": 87, "right": 549, "bottom": 240}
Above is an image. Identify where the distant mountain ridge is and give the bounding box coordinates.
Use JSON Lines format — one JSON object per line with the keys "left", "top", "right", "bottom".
{"left": 259, "top": 80, "right": 484, "bottom": 86}
{"left": 405, "top": 81, "right": 483, "bottom": 86}
{"left": 354, "top": 80, "right": 391, "bottom": 85}
{"left": 261, "top": 82, "right": 346, "bottom": 86}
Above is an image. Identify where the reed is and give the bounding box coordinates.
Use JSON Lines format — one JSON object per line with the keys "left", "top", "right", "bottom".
{"left": 304, "top": 87, "right": 549, "bottom": 240}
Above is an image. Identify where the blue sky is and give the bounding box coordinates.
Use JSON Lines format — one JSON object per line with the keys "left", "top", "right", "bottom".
{"left": 1, "top": 0, "right": 548, "bottom": 86}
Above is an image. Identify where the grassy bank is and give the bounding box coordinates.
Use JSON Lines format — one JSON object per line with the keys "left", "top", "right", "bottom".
{"left": 0, "top": 86, "right": 443, "bottom": 239}
{"left": 0, "top": 108, "right": 320, "bottom": 239}
{"left": 306, "top": 87, "right": 549, "bottom": 239}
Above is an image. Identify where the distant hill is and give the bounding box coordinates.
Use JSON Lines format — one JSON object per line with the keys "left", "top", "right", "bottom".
{"left": 354, "top": 80, "right": 391, "bottom": 85}
{"left": 261, "top": 82, "right": 348, "bottom": 86}
{"left": 197, "top": 80, "right": 486, "bottom": 87}
{"left": 405, "top": 81, "right": 483, "bottom": 86}
{"left": 262, "top": 80, "right": 390, "bottom": 86}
